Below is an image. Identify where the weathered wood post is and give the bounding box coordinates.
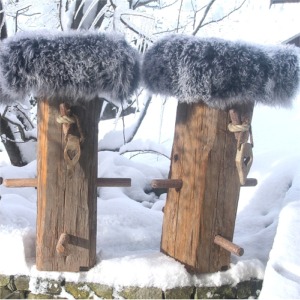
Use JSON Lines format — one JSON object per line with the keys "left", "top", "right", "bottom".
{"left": 36, "top": 98, "right": 102, "bottom": 271}
{"left": 0, "top": 30, "right": 140, "bottom": 272}
{"left": 160, "top": 102, "right": 248, "bottom": 273}
{"left": 1, "top": 97, "right": 132, "bottom": 272}
{"left": 143, "top": 33, "right": 299, "bottom": 273}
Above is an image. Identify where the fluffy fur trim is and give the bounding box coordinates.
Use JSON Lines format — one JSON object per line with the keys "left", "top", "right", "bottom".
{"left": 142, "top": 34, "right": 300, "bottom": 109}
{"left": 0, "top": 30, "right": 140, "bottom": 104}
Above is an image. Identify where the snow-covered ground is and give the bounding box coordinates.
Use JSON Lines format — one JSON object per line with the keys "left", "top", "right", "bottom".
{"left": 0, "top": 0, "right": 300, "bottom": 298}
{"left": 0, "top": 95, "right": 300, "bottom": 298}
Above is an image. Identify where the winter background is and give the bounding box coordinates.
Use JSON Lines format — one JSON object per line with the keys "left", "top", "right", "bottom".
{"left": 0, "top": 0, "right": 300, "bottom": 299}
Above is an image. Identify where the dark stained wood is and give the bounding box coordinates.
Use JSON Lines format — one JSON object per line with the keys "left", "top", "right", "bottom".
{"left": 161, "top": 102, "right": 242, "bottom": 273}
{"left": 242, "top": 178, "right": 258, "bottom": 187}
{"left": 36, "top": 98, "right": 102, "bottom": 272}
{"left": 96, "top": 178, "right": 131, "bottom": 187}
{"left": 151, "top": 179, "right": 183, "bottom": 190}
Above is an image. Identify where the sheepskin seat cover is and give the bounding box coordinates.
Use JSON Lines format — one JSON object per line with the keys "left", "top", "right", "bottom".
{"left": 142, "top": 34, "right": 300, "bottom": 109}
{"left": 0, "top": 30, "right": 140, "bottom": 104}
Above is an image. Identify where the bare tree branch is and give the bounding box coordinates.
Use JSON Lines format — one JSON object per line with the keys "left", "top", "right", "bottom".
{"left": 132, "top": 0, "right": 158, "bottom": 10}
{"left": 193, "top": 0, "right": 247, "bottom": 36}
{"left": 92, "top": 0, "right": 107, "bottom": 28}
{"left": 59, "top": 0, "right": 64, "bottom": 30}
{"left": 71, "top": 0, "right": 84, "bottom": 29}
{"left": 2, "top": 106, "right": 37, "bottom": 142}
{"left": 120, "top": 149, "right": 170, "bottom": 160}
{"left": 120, "top": 13, "right": 154, "bottom": 43}
{"left": 0, "top": 0, "right": 7, "bottom": 39}
{"left": 192, "top": 0, "right": 217, "bottom": 36}
{"left": 99, "top": 95, "right": 152, "bottom": 152}
{"left": 176, "top": 0, "right": 183, "bottom": 33}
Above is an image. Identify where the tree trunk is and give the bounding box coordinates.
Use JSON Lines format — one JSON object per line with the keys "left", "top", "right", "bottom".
{"left": 0, "top": 117, "right": 27, "bottom": 166}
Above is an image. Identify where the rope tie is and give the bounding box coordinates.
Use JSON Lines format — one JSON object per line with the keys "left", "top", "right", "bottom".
{"left": 227, "top": 123, "right": 250, "bottom": 133}
{"left": 56, "top": 115, "right": 76, "bottom": 125}
{"left": 56, "top": 103, "right": 84, "bottom": 172}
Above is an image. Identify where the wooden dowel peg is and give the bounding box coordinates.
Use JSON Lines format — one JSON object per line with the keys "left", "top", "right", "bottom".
{"left": 2, "top": 178, "right": 37, "bottom": 187}
{"left": 1, "top": 177, "right": 131, "bottom": 188}
{"left": 214, "top": 235, "right": 244, "bottom": 257}
{"left": 151, "top": 179, "right": 183, "bottom": 190}
{"left": 96, "top": 178, "right": 131, "bottom": 187}
{"left": 241, "top": 178, "right": 257, "bottom": 187}
{"left": 56, "top": 233, "right": 70, "bottom": 256}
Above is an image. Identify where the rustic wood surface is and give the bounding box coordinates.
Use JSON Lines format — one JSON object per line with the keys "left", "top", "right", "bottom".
{"left": 161, "top": 102, "right": 243, "bottom": 273}
{"left": 214, "top": 235, "right": 244, "bottom": 257}
{"left": 151, "top": 179, "right": 183, "bottom": 190}
{"left": 96, "top": 178, "right": 131, "bottom": 187}
{"left": 2, "top": 177, "right": 131, "bottom": 188}
{"left": 2, "top": 178, "right": 37, "bottom": 187}
{"left": 36, "top": 98, "right": 102, "bottom": 272}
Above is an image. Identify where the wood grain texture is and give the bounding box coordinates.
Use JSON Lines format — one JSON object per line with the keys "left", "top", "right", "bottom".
{"left": 2, "top": 177, "right": 131, "bottom": 188}
{"left": 161, "top": 102, "right": 241, "bottom": 273}
{"left": 151, "top": 179, "right": 183, "bottom": 189}
{"left": 3, "top": 178, "right": 37, "bottom": 187}
{"left": 36, "top": 98, "right": 102, "bottom": 272}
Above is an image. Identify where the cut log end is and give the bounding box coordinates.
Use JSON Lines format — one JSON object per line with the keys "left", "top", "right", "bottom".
{"left": 214, "top": 235, "right": 244, "bottom": 257}
{"left": 241, "top": 178, "right": 258, "bottom": 187}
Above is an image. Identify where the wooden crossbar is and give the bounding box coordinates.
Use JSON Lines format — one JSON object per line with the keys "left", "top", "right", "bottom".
{"left": 151, "top": 178, "right": 256, "bottom": 189}
{"left": 0, "top": 177, "right": 131, "bottom": 188}
{"left": 151, "top": 179, "right": 183, "bottom": 190}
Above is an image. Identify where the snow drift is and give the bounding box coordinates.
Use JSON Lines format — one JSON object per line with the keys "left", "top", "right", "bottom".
{"left": 142, "top": 34, "right": 300, "bottom": 109}
{"left": 0, "top": 30, "right": 141, "bottom": 104}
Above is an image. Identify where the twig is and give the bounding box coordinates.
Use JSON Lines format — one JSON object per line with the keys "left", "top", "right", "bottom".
{"left": 176, "top": 0, "right": 183, "bottom": 33}
{"left": 193, "top": 0, "right": 247, "bottom": 35}
{"left": 192, "top": 0, "right": 216, "bottom": 36}
{"left": 119, "top": 13, "right": 154, "bottom": 43}
{"left": 59, "top": 0, "right": 64, "bottom": 30}
{"left": 14, "top": 105, "right": 35, "bottom": 130}
{"left": 120, "top": 149, "right": 170, "bottom": 160}
{"left": 2, "top": 106, "right": 37, "bottom": 142}
{"left": 99, "top": 96, "right": 152, "bottom": 152}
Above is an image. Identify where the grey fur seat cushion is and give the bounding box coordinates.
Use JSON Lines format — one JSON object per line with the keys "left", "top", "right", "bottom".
{"left": 0, "top": 30, "right": 141, "bottom": 104}
{"left": 142, "top": 34, "right": 300, "bottom": 109}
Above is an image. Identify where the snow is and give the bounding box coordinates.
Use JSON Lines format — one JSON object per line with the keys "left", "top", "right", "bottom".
{"left": 1, "top": 95, "right": 300, "bottom": 297}
{"left": 0, "top": 0, "right": 300, "bottom": 298}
